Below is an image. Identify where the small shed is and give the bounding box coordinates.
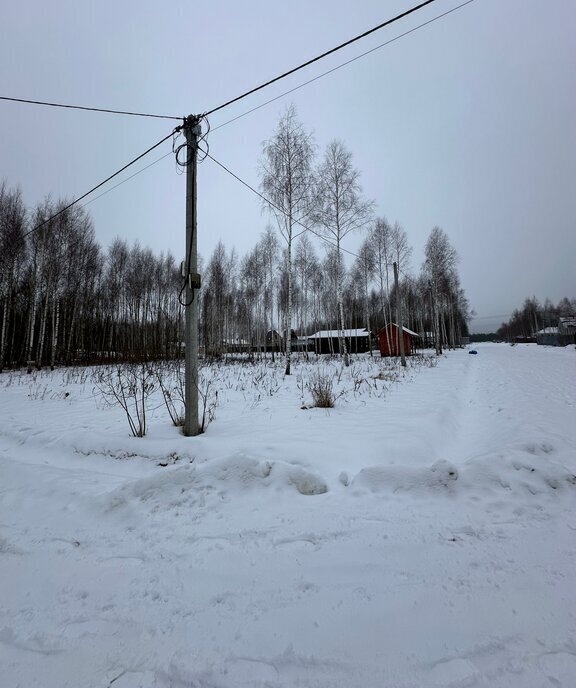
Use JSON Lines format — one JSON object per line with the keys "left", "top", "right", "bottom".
{"left": 222, "top": 337, "right": 250, "bottom": 353}
{"left": 559, "top": 317, "right": 576, "bottom": 334}
{"left": 264, "top": 330, "right": 283, "bottom": 352}
{"left": 559, "top": 317, "right": 576, "bottom": 345}
{"left": 537, "top": 320, "right": 576, "bottom": 346}
{"left": 293, "top": 336, "right": 311, "bottom": 352}
{"left": 308, "top": 328, "right": 370, "bottom": 354}
{"left": 419, "top": 331, "right": 436, "bottom": 349}
{"left": 535, "top": 327, "right": 559, "bottom": 346}
{"left": 377, "top": 323, "right": 419, "bottom": 357}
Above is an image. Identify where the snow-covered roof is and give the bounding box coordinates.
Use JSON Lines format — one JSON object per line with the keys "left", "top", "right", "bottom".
{"left": 378, "top": 324, "right": 420, "bottom": 337}
{"left": 308, "top": 328, "right": 369, "bottom": 339}
{"left": 536, "top": 327, "right": 559, "bottom": 335}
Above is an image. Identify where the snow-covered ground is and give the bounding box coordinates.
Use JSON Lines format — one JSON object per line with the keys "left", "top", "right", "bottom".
{"left": 1, "top": 343, "right": 575, "bottom": 688}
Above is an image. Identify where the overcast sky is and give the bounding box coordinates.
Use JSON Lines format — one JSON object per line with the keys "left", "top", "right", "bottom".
{"left": 1, "top": 0, "right": 575, "bottom": 333}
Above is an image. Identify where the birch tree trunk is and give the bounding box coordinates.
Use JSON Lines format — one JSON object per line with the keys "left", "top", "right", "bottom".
{"left": 0, "top": 270, "right": 13, "bottom": 372}
{"left": 285, "top": 234, "right": 293, "bottom": 374}
{"left": 36, "top": 293, "right": 49, "bottom": 369}
{"left": 25, "top": 283, "right": 38, "bottom": 373}
{"left": 50, "top": 298, "right": 60, "bottom": 370}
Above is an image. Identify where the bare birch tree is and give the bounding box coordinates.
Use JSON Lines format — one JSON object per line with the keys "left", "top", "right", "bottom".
{"left": 423, "top": 226, "right": 458, "bottom": 355}
{"left": 351, "top": 237, "right": 376, "bottom": 354}
{"left": 294, "top": 234, "right": 318, "bottom": 348}
{"left": 369, "top": 217, "right": 393, "bottom": 342}
{"left": 258, "top": 226, "right": 279, "bottom": 360}
{"left": 315, "top": 140, "right": 373, "bottom": 365}
{"left": 260, "top": 105, "right": 315, "bottom": 375}
{"left": 0, "top": 182, "right": 26, "bottom": 372}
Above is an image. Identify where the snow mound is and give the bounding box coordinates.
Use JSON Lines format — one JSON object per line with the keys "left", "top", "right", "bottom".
{"left": 353, "top": 448, "right": 576, "bottom": 499}
{"left": 352, "top": 460, "right": 459, "bottom": 494}
{"left": 463, "top": 450, "right": 576, "bottom": 496}
{"left": 428, "top": 657, "right": 480, "bottom": 687}
{"left": 102, "top": 454, "right": 328, "bottom": 514}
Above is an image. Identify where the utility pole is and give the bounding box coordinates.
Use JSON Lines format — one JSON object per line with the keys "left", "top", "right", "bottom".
{"left": 184, "top": 115, "right": 202, "bottom": 436}
{"left": 393, "top": 261, "right": 406, "bottom": 367}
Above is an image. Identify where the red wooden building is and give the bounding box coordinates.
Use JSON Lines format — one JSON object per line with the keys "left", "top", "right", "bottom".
{"left": 377, "top": 324, "right": 420, "bottom": 357}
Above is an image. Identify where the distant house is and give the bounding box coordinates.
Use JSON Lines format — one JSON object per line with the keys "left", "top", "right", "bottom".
{"left": 535, "top": 327, "right": 559, "bottom": 346}
{"left": 559, "top": 317, "right": 576, "bottom": 343}
{"left": 308, "top": 328, "right": 371, "bottom": 354}
{"left": 222, "top": 337, "right": 250, "bottom": 353}
{"left": 514, "top": 335, "right": 536, "bottom": 344}
{"left": 419, "top": 331, "right": 436, "bottom": 349}
{"left": 377, "top": 324, "right": 420, "bottom": 357}
{"left": 266, "top": 330, "right": 282, "bottom": 344}
{"left": 536, "top": 318, "right": 576, "bottom": 346}
{"left": 293, "top": 336, "right": 311, "bottom": 352}
{"left": 263, "top": 330, "right": 283, "bottom": 352}
{"left": 262, "top": 330, "right": 310, "bottom": 352}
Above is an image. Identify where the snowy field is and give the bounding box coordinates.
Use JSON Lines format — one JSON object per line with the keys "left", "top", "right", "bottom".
{"left": 1, "top": 343, "right": 575, "bottom": 688}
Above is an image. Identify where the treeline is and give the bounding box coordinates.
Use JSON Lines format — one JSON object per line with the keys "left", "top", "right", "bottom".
{"left": 1, "top": 107, "right": 471, "bottom": 370}
{"left": 497, "top": 296, "right": 576, "bottom": 341}
{"left": 1, "top": 181, "right": 468, "bottom": 370}
{"left": 201, "top": 223, "right": 469, "bottom": 358}
{"left": 469, "top": 333, "right": 499, "bottom": 343}
{"left": 256, "top": 106, "right": 468, "bottom": 371}
{"left": 0, "top": 183, "right": 183, "bottom": 370}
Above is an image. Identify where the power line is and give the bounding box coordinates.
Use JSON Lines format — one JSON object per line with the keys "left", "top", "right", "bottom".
{"left": 470, "top": 314, "right": 512, "bottom": 320}
{"left": 212, "top": 0, "right": 475, "bottom": 133}
{"left": 72, "top": 1, "right": 474, "bottom": 207}
{"left": 202, "top": 0, "right": 439, "bottom": 117}
{"left": 81, "top": 152, "right": 173, "bottom": 208}
{"left": 3, "top": 1, "right": 472, "bottom": 222}
{"left": 400, "top": 268, "right": 507, "bottom": 321}
{"left": 203, "top": 156, "right": 480, "bottom": 331}
{"left": 6, "top": 1, "right": 473, "bottom": 247}
{"left": 24, "top": 126, "right": 182, "bottom": 239}
{"left": 205, "top": 152, "right": 361, "bottom": 259}
{"left": 0, "top": 95, "right": 182, "bottom": 121}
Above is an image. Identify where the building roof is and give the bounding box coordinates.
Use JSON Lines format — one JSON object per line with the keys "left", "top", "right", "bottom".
{"left": 378, "top": 324, "right": 420, "bottom": 337}
{"left": 223, "top": 337, "right": 249, "bottom": 345}
{"left": 536, "top": 327, "right": 559, "bottom": 335}
{"left": 308, "top": 328, "right": 369, "bottom": 339}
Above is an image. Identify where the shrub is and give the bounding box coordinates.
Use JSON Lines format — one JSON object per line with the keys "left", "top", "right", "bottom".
{"left": 309, "top": 372, "right": 336, "bottom": 408}
{"left": 94, "top": 362, "right": 155, "bottom": 437}
{"left": 154, "top": 360, "right": 185, "bottom": 427}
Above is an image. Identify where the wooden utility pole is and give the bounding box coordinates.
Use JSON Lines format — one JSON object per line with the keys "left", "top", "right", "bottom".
{"left": 393, "top": 261, "right": 406, "bottom": 367}
{"left": 184, "top": 115, "right": 201, "bottom": 436}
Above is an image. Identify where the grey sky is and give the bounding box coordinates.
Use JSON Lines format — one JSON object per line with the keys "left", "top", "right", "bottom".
{"left": 1, "top": 0, "right": 575, "bottom": 333}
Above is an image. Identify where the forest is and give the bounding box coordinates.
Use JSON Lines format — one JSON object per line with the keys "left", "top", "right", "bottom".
{"left": 496, "top": 296, "right": 576, "bottom": 341}
{"left": 0, "top": 109, "right": 470, "bottom": 371}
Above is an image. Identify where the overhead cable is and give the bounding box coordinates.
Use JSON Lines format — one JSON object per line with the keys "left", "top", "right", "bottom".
{"left": 0, "top": 95, "right": 182, "bottom": 121}
{"left": 24, "top": 126, "right": 182, "bottom": 239}
{"left": 9, "top": 0, "right": 474, "bottom": 240}
{"left": 74, "top": 1, "right": 474, "bottom": 201}
{"left": 81, "top": 152, "right": 173, "bottom": 208}
{"left": 211, "top": 0, "right": 475, "bottom": 132}
{"left": 206, "top": 152, "right": 360, "bottom": 259}
{"left": 202, "top": 0, "right": 439, "bottom": 117}
{"left": 3, "top": 1, "right": 471, "bottom": 221}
